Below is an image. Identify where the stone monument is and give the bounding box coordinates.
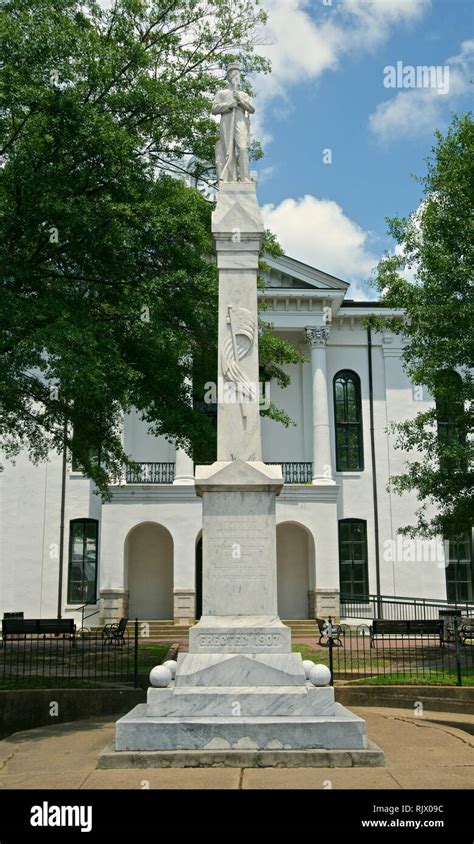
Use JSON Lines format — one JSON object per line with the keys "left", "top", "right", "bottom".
{"left": 101, "top": 66, "right": 384, "bottom": 767}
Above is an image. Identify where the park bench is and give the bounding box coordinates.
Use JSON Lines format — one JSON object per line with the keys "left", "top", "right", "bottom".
{"left": 1, "top": 618, "right": 76, "bottom": 643}
{"left": 433, "top": 614, "right": 474, "bottom": 646}
{"left": 459, "top": 618, "right": 474, "bottom": 645}
{"left": 370, "top": 619, "right": 443, "bottom": 648}
{"left": 102, "top": 617, "right": 128, "bottom": 646}
{"left": 316, "top": 617, "right": 343, "bottom": 647}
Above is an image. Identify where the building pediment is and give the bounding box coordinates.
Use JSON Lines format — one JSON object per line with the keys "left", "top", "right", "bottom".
{"left": 263, "top": 255, "right": 350, "bottom": 292}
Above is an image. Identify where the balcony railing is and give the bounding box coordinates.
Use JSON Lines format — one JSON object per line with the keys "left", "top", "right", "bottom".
{"left": 268, "top": 462, "right": 312, "bottom": 484}
{"left": 123, "top": 461, "right": 312, "bottom": 485}
{"left": 125, "top": 462, "right": 175, "bottom": 484}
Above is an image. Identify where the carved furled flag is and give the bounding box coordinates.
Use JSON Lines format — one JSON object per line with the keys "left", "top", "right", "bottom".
{"left": 221, "top": 306, "right": 257, "bottom": 406}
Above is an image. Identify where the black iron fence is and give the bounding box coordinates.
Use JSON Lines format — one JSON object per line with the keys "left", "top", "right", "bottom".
{"left": 0, "top": 626, "right": 140, "bottom": 687}
{"left": 2, "top": 618, "right": 473, "bottom": 688}
{"left": 316, "top": 620, "right": 474, "bottom": 686}
{"left": 341, "top": 593, "right": 474, "bottom": 622}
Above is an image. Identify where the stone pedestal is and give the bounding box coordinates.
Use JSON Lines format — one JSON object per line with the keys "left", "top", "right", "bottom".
{"left": 173, "top": 589, "right": 195, "bottom": 625}
{"left": 99, "top": 589, "right": 129, "bottom": 625}
{"left": 308, "top": 589, "right": 341, "bottom": 621}
{"left": 113, "top": 458, "right": 374, "bottom": 757}
{"left": 109, "top": 181, "right": 382, "bottom": 766}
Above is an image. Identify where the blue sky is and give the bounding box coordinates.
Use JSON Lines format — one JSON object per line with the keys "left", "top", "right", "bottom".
{"left": 253, "top": 0, "right": 473, "bottom": 297}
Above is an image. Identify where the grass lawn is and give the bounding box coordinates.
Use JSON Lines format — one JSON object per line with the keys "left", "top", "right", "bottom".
{"left": 0, "top": 642, "right": 170, "bottom": 689}
{"left": 292, "top": 642, "right": 387, "bottom": 670}
{"left": 347, "top": 673, "right": 474, "bottom": 686}
{"left": 135, "top": 643, "right": 170, "bottom": 671}
{"left": 292, "top": 643, "right": 474, "bottom": 686}
{"left": 0, "top": 678, "right": 115, "bottom": 690}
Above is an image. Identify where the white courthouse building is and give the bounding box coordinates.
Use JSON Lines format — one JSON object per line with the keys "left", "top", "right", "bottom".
{"left": 1, "top": 253, "right": 471, "bottom": 627}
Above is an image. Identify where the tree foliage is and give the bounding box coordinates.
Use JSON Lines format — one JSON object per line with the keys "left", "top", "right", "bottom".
{"left": 0, "top": 0, "right": 302, "bottom": 495}
{"left": 370, "top": 113, "right": 473, "bottom": 538}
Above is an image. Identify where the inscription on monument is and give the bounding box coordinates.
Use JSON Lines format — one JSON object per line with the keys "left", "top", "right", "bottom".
{"left": 208, "top": 518, "right": 270, "bottom": 581}
{"left": 198, "top": 633, "right": 283, "bottom": 648}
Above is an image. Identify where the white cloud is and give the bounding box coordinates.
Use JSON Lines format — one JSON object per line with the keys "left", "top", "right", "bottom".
{"left": 256, "top": 165, "right": 276, "bottom": 184}
{"left": 253, "top": 0, "right": 431, "bottom": 136}
{"left": 261, "top": 194, "right": 379, "bottom": 297}
{"left": 369, "top": 40, "right": 474, "bottom": 141}
{"left": 340, "top": 0, "right": 431, "bottom": 50}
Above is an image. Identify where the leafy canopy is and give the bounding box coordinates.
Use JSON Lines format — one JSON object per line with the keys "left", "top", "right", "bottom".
{"left": 0, "top": 0, "right": 304, "bottom": 495}
{"left": 370, "top": 113, "right": 473, "bottom": 539}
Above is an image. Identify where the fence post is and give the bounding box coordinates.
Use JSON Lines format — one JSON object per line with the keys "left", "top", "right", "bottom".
{"left": 327, "top": 616, "right": 334, "bottom": 686}
{"left": 454, "top": 617, "right": 462, "bottom": 687}
{"left": 133, "top": 618, "right": 139, "bottom": 689}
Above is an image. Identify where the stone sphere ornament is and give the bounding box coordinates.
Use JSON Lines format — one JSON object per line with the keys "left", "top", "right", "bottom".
{"left": 149, "top": 665, "right": 172, "bottom": 688}
{"left": 163, "top": 659, "right": 177, "bottom": 679}
{"left": 302, "top": 659, "right": 315, "bottom": 679}
{"left": 309, "top": 664, "right": 331, "bottom": 687}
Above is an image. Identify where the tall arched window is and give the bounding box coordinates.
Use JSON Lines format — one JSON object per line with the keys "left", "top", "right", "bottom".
{"left": 68, "top": 519, "right": 99, "bottom": 604}
{"left": 339, "top": 519, "right": 369, "bottom": 598}
{"left": 334, "top": 370, "right": 364, "bottom": 471}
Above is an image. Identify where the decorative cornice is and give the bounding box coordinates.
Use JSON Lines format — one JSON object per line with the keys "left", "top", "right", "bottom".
{"left": 382, "top": 347, "right": 404, "bottom": 358}
{"left": 106, "top": 485, "right": 200, "bottom": 504}
{"left": 279, "top": 484, "right": 339, "bottom": 503}
{"left": 304, "top": 326, "right": 331, "bottom": 348}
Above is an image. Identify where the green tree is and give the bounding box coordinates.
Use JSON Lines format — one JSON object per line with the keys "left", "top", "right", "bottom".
{"left": 0, "top": 0, "right": 303, "bottom": 495}
{"left": 371, "top": 113, "right": 473, "bottom": 539}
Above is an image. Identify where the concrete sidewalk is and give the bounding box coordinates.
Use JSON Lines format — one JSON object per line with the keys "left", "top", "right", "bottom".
{"left": 0, "top": 707, "right": 473, "bottom": 789}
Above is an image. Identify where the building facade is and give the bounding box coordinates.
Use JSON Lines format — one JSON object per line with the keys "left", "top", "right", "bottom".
{"left": 1, "top": 254, "right": 469, "bottom": 627}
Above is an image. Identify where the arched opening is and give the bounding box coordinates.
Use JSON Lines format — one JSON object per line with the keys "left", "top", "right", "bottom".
{"left": 277, "top": 522, "right": 314, "bottom": 619}
{"left": 195, "top": 534, "right": 203, "bottom": 621}
{"left": 125, "top": 522, "right": 173, "bottom": 620}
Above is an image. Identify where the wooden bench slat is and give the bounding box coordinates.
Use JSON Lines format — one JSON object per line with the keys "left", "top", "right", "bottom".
{"left": 370, "top": 619, "right": 444, "bottom": 647}
{"left": 2, "top": 619, "right": 75, "bottom": 640}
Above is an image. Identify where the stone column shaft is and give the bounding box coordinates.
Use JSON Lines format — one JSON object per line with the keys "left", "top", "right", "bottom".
{"left": 305, "top": 326, "right": 335, "bottom": 485}
{"left": 213, "top": 183, "right": 264, "bottom": 462}
{"left": 174, "top": 447, "right": 194, "bottom": 485}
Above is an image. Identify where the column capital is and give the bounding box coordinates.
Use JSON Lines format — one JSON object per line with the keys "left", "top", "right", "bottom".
{"left": 305, "top": 325, "right": 331, "bottom": 349}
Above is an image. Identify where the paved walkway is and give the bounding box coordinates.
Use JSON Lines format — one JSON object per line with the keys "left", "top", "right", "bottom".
{"left": 0, "top": 707, "right": 473, "bottom": 789}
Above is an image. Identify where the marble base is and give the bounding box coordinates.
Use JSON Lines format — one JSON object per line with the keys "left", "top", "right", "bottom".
{"left": 147, "top": 684, "right": 335, "bottom": 717}
{"left": 116, "top": 703, "right": 368, "bottom": 751}
{"left": 99, "top": 740, "right": 385, "bottom": 768}
{"left": 174, "top": 652, "right": 306, "bottom": 687}
{"left": 114, "top": 649, "right": 375, "bottom": 756}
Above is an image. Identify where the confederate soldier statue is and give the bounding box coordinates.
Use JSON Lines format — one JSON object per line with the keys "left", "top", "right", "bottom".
{"left": 212, "top": 63, "right": 255, "bottom": 182}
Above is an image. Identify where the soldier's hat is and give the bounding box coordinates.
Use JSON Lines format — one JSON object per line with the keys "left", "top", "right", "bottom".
{"left": 226, "top": 62, "right": 241, "bottom": 78}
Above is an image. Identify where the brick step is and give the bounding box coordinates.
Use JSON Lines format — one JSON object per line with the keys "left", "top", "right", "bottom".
{"left": 90, "top": 621, "right": 318, "bottom": 640}
{"left": 119, "top": 620, "right": 319, "bottom": 639}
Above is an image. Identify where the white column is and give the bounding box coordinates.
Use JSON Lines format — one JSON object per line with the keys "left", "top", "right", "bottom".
{"left": 173, "top": 445, "right": 194, "bottom": 485}
{"left": 305, "top": 326, "right": 335, "bottom": 485}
